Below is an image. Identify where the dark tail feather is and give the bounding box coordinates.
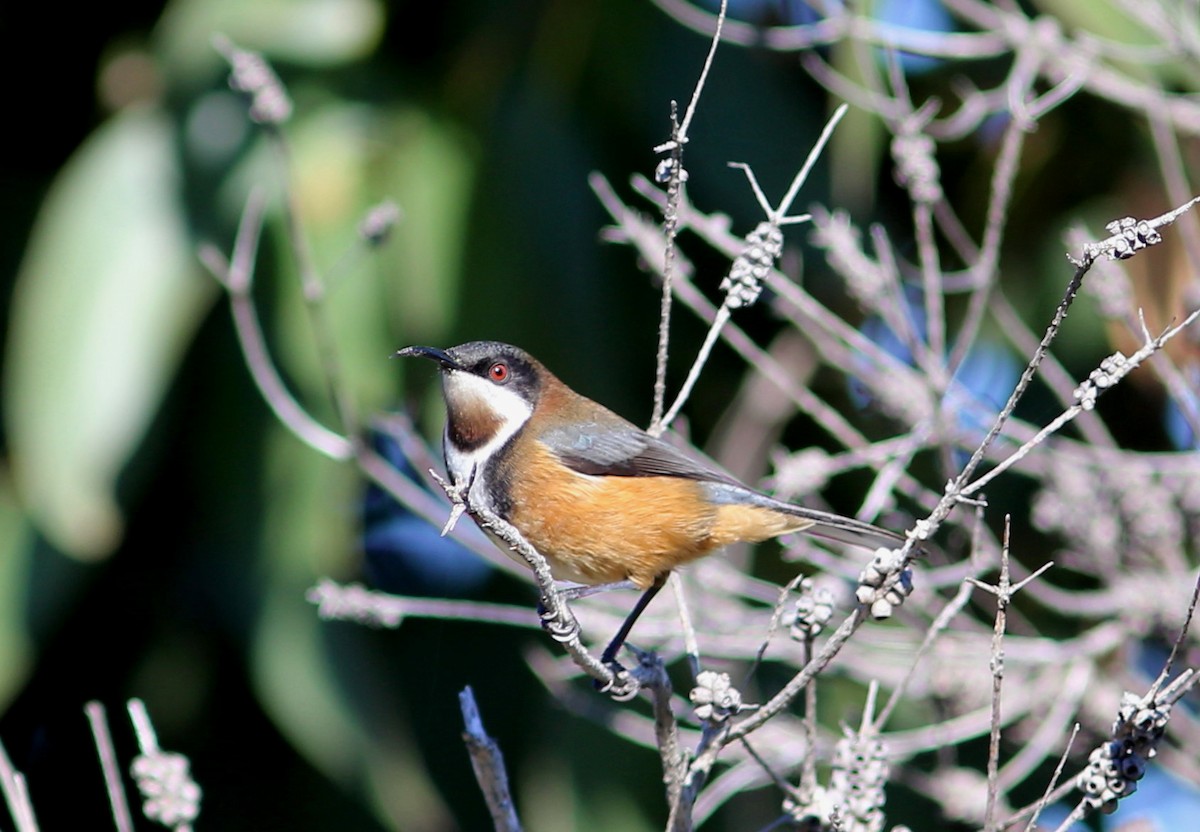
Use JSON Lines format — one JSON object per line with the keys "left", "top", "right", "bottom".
{"left": 702, "top": 481, "right": 909, "bottom": 552}
{"left": 767, "top": 497, "right": 907, "bottom": 552}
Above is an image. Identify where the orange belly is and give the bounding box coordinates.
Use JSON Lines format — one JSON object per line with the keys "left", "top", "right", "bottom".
{"left": 503, "top": 443, "right": 811, "bottom": 588}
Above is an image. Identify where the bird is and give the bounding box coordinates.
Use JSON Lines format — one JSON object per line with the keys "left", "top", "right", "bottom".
{"left": 397, "top": 340, "right": 906, "bottom": 664}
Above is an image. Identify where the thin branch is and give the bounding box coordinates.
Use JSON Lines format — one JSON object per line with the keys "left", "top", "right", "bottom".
{"left": 726, "top": 607, "right": 869, "bottom": 742}
{"left": 660, "top": 304, "right": 731, "bottom": 430}
{"left": 657, "top": 104, "right": 848, "bottom": 432}
{"left": 676, "top": 0, "right": 726, "bottom": 138}
{"left": 669, "top": 723, "right": 730, "bottom": 832}
{"left": 1021, "top": 724, "right": 1079, "bottom": 832}
{"left": 85, "top": 702, "right": 134, "bottom": 832}
{"left": 963, "top": 303, "right": 1200, "bottom": 496}
{"left": 459, "top": 686, "right": 522, "bottom": 832}
{"left": 948, "top": 258, "right": 1088, "bottom": 500}
{"left": 875, "top": 579, "right": 976, "bottom": 728}
{"left": 649, "top": 0, "right": 729, "bottom": 435}
{"left": 989, "top": 290, "right": 1115, "bottom": 447}
{"left": 740, "top": 737, "right": 800, "bottom": 800}
{"left": 981, "top": 518, "right": 1014, "bottom": 830}
{"left": 266, "top": 133, "right": 362, "bottom": 439}
{"left": 746, "top": 572, "right": 808, "bottom": 684}
{"left": 773, "top": 102, "right": 848, "bottom": 222}
{"left": 798, "top": 636, "right": 819, "bottom": 803}
{"left": 306, "top": 579, "right": 543, "bottom": 630}
{"left": 433, "top": 474, "right": 637, "bottom": 698}
{"left": 650, "top": 101, "right": 681, "bottom": 435}
{"left": 1148, "top": 569, "right": 1200, "bottom": 700}
{"left": 999, "top": 660, "right": 1091, "bottom": 794}
{"left": 1004, "top": 773, "right": 1082, "bottom": 829}
{"left": 633, "top": 647, "right": 687, "bottom": 815}
{"left": 0, "top": 738, "right": 39, "bottom": 832}
{"left": 670, "top": 572, "right": 702, "bottom": 680}
{"left": 199, "top": 190, "right": 353, "bottom": 461}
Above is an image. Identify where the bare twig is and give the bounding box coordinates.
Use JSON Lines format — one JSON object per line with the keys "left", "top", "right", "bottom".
{"left": 659, "top": 304, "right": 731, "bottom": 430}
{"left": 649, "top": 0, "right": 729, "bottom": 435}
{"left": 632, "top": 647, "right": 688, "bottom": 814}
{"left": 266, "top": 135, "right": 362, "bottom": 440}
{"left": 85, "top": 702, "right": 134, "bottom": 832}
{"left": 433, "top": 474, "right": 636, "bottom": 698}
{"left": 964, "top": 303, "right": 1200, "bottom": 496}
{"left": 669, "top": 723, "right": 730, "bottom": 832}
{"left": 975, "top": 517, "right": 1013, "bottom": 829}
{"left": 306, "top": 579, "right": 542, "bottom": 630}
{"left": 1022, "top": 724, "right": 1079, "bottom": 832}
{"left": 998, "top": 659, "right": 1091, "bottom": 794}
{"left": 199, "top": 192, "right": 353, "bottom": 461}
{"left": 1147, "top": 570, "right": 1200, "bottom": 702}
{"left": 459, "top": 686, "right": 522, "bottom": 832}
{"left": 670, "top": 572, "right": 702, "bottom": 680}
{"left": 944, "top": 255, "right": 1090, "bottom": 510}
{"left": 726, "top": 607, "right": 869, "bottom": 742}
{"left": 875, "top": 578, "right": 976, "bottom": 728}
{"left": 650, "top": 98, "right": 682, "bottom": 435}
{"left": 0, "top": 738, "right": 39, "bottom": 832}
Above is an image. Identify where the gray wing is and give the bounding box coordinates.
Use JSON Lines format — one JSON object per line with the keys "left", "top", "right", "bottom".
{"left": 541, "top": 422, "right": 743, "bottom": 486}
{"left": 543, "top": 422, "right": 909, "bottom": 553}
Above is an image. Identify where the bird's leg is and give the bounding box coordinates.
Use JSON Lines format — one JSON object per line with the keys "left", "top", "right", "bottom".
{"left": 535, "top": 580, "right": 637, "bottom": 637}
{"left": 601, "top": 572, "right": 668, "bottom": 666}
{"left": 558, "top": 579, "right": 638, "bottom": 602}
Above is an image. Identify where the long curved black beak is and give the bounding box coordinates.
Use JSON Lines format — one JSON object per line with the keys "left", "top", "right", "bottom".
{"left": 394, "top": 345, "right": 464, "bottom": 371}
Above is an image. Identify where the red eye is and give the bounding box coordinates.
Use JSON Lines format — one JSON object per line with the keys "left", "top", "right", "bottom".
{"left": 488, "top": 362, "right": 509, "bottom": 383}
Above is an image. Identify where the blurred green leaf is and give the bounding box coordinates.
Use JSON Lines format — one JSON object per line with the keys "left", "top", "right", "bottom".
{"left": 253, "top": 584, "right": 454, "bottom": 832}
{"left": 4, "top": 108, "right": 214, "bottom": 559}
{"left": 1032, "top": 0, "right": 1157, "bottom": 47}
{"left": 376, "top": 110, "right": 477, "bottom": 346}
{"left": 1032, "top": 0, "right": 1200, "bottom": 88}
{"left": 252, "top": 428, "right": 454, "bottom": 831}
{"left": 0, "top": 478, "right": 33, "bottom": 710}
{"left": 156, "top": 0, "right": 386, "bottom": 79}
{"left": 243, "top": 102, "right": 474, "bottom": 416}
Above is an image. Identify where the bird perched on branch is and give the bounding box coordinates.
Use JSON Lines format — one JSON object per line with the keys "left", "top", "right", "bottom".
{"left": 398, "top": 340, "right": 906, "bottom": 663}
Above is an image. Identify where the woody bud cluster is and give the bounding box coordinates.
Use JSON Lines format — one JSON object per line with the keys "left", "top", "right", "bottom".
{"left": 1103, "top": 217, "right": 1162, "bottom": 260}
{"left": 721, "top": 221, "right": 782, "bottom": 309}
{"left": 891, "top": 130, "right": 942, "bottom": 204}
{"left": 131, "top": 750, "right": 202, "bottom": 827}
{"left": 856, "top": 548, "right": 913, "bottom": 619}
{"left": 831, "top": 728, "right": 889, "bottom": 832}
{"left": 689, "top": 670, "right": 743, "bottom": 723}
{"left": 790, "top": 578, "right": 836, "bottom": 640}
{"left": 1073, "top": 352, "right": 1130, "bottom": 410}
{"left": 1078, "top": 692, "right": 1169, "bottom": 814}
{"left": 359, "top": 200, "right": 402, "bottom": 246}
{"left": 1081, "top": 216, "right": 1163, "bottom": 262}
{"left": 216, "top": 38, "right": 292, "bottom": 125}
{"left": 783, "top": 729, "right": 890, "bottom": 831}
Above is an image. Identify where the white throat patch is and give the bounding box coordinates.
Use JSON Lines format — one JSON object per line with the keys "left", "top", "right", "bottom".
{"left": 441, "top": 369, "right": 533, "bottom": 504}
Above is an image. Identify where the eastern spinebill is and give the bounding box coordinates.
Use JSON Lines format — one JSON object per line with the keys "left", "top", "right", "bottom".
{"left": 398, "top": 340, "right": 905, "bottom": 664}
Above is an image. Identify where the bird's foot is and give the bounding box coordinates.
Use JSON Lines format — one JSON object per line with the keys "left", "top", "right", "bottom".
{"left": 537, "top": 597, "right": 580, "bottom": 643}
{"left": 593, "top": 660, "right": 640, "bottom": 701}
